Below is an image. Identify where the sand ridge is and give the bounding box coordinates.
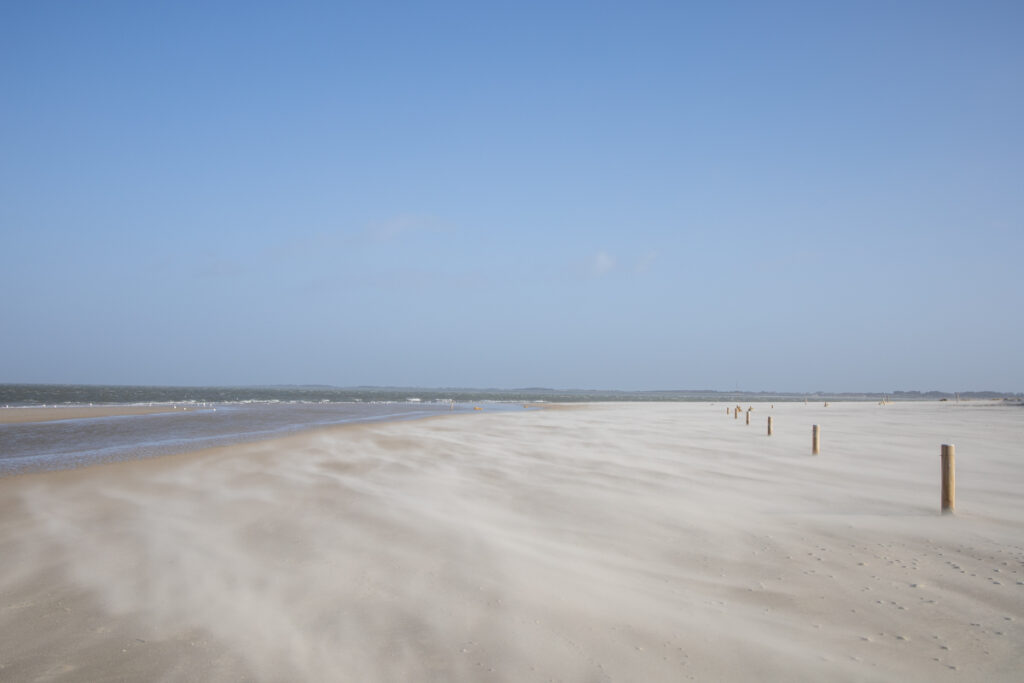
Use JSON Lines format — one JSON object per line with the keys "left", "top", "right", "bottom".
{"left": 0, "top": 401, "right": 1021, "bottom": 681}
{"left": 0, "top": 404, "right": 196, "bottom": 424}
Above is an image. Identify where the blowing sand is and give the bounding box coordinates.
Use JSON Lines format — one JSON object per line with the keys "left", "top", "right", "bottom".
{"left": 0, "top": 401, "right": 1021, "bottom": 681}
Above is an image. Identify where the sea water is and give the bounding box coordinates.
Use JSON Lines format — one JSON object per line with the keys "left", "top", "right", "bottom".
{"left": 0, "top": 388, "right": 522, "bottom": 475}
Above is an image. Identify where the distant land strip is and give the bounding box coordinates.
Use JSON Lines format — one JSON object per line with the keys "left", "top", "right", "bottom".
{"left": 0, "top": 384, "right": 1020, "bottom": 407}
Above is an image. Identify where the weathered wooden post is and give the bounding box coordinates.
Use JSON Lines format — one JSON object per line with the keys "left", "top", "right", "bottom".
{"left": 745, "top": 410, "right": 751, "bottom": 425}
{"left": 812, "top": 425, "right": 820, "bottom": 454}
{"left": 941, "top": 444, "right": 955, "bottom": 514}
{"left": 734, "top": 406, "right": 740, "bottom": 419}
{"left": 767, "top": 416, "right": 773, "bottom": 436}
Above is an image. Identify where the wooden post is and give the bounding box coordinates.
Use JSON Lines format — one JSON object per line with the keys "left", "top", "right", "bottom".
{"left": 734, "top": 406, "right": 739, "bottom": 419}
{"left": 941, "top": 444, "right": 955, "bottom": 514}
{"left": 812, "top": 425, "right": 820, "bottom": 454}
{"left": 745, "top": 410, "right": 750, "bottom": 425}
{"left": 767, "top": 416, "right": 773, "bottom": 436}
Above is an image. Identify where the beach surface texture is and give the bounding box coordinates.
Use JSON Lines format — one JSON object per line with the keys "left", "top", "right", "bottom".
{"left": 0, "top": 401, "right": 1021, "bottom": 681}
{"left": 0, "top": 404, "right": 194, "bottom": 424}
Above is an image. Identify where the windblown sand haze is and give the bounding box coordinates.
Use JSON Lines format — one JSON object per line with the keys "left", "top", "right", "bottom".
{"left": 0, "top": 401, "right": 1021, "bottom": 681}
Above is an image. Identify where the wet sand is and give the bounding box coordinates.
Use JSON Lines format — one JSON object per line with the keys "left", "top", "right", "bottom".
{"left": 0, "top": 405, "right": 193, "bottom": 424}
{"left": 0, "top": 401, "right": 1021, "bottom": 681}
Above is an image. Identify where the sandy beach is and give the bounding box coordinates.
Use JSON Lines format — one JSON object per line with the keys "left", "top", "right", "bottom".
{"left": 0, "top": 405, "right": 194, "bottom": 424}
{"left": 0, "top": 401, "right": 1021, "bottom": 681}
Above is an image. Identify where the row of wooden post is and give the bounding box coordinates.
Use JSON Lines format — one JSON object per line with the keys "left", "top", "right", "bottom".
{"left": 727, "top": 405, "right": 956, "bottom": 514}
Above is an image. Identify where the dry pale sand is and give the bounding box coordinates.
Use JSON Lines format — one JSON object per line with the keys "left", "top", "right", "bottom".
{"left": 0, "top": 405, "right": 193, "bottom": 424}
{"left": 0, "top": 401, "right": 1021, "bottom": 682}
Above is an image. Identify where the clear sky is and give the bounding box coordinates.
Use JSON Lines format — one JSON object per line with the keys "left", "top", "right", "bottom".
{"left": 1, "top": 1, "right": 1021, "bottom": 392}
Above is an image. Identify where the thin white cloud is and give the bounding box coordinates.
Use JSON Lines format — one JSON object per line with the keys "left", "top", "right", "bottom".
{"left": 363, "top": 214, "right": 452, "bottom": 243}
{"left": 591, "top": 251, "right": 616, "bottom": 277}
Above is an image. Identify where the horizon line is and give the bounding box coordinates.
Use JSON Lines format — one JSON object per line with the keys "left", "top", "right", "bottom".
{"left": 0, "top": 382, "right": 1020, "bottom": 397}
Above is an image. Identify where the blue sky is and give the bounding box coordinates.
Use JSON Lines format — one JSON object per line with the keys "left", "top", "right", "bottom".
{"left": 1, "top": 1, "right": 1021, "bottom": 392}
